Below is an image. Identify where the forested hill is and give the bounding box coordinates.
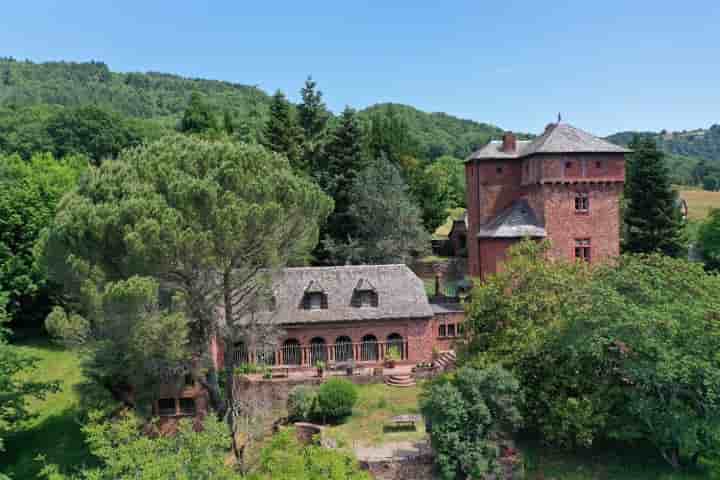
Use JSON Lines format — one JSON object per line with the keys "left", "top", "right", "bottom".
{"left": 0, "top": 58, "right": 504, "bottom": 161}
{"left": 360, "top": 103, "right": 503, "bottom": 159}
{"left": 0, "top": 57, "right": 268, "bottom": 120}
{"left": 607, "top": 126, "right": 720, "bottom": 186}
{"left": 608, "top": 126, "right": 720, "bottom": 163}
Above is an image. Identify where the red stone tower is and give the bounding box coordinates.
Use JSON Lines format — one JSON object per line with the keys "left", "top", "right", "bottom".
{"left": 465, "top": 122, "right": 628, "bottom": 278}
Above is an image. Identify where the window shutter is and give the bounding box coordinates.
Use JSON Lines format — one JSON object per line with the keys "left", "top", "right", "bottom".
{"left": 351, "top": 291, "right": 361, "bottom": 307}
{"left": 302, "top": 294, "right": 310, "bottom": 310}
{"left": 371, "top": 292, "right": 379, "bottom": 307}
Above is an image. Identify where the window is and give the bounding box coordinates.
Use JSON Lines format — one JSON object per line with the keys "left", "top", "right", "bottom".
{"left": 575, "top": 239, "right": 591, "bottom": 262}
{"left": 309, "top": 292, "right": 322, "bottom": 310}
{"left": 595, "top": 160, "right": 602, "bottom": 169}
{"left": 496, "top": 166, "right": 503, "bottom": 174}
{"left": 565, "top": 161, "right": 573, "bottom": 169}
{"left": 158, "top": 398, "right": 177, "bottom": 416}
{"left": 575, "top": 193, "right": 589, "bottom": 212}
{"left": 179, "top": 398, "right": 196, "bottom": 416}
{"left": 447, "top": 324, "right": 456, "bottom": 337}
{"left": 360, "top": 291, "right": 373, "bottom": 307}
{"left": 184, "top": 373, "right": 194, "bottom": 387}
{"left": 439, "top": 324, "right": 447, "bottom": 337}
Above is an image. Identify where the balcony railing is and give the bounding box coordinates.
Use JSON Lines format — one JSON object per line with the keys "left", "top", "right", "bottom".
{"left": 233, "top": 340, "right": 408, "bottom": 368}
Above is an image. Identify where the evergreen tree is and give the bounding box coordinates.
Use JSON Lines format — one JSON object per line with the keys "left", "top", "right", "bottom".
{"left": 179, "top": 92, "right": 218, "bottom": 134}
{"left": 314, "top": 107, "right": 366, "bottom": 263}
{"left": 222, "top": 110, "right": 234, "bottom": 135}
{"left": 297, "top": 77, "right": 330, "bottom": 174}
{"left": 325, "top": 154, "right": 429, "bottom": 265}
{"left": 623, "top": 137, "right": 685, "bottom": 257}
{"left": 263, "top": 90, "right": 303, "bottom": 170}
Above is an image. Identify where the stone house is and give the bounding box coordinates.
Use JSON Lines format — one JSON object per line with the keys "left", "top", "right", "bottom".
{"left": 231, "top": 264, "right": 463, "bottom": 368}
{"left": 465, "top": 122, "right": 629, "bottom": 278}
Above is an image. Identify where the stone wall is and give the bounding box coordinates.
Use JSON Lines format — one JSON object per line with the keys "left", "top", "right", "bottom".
{"left": 360, "top": 453, "right": 435, "bottom": 480}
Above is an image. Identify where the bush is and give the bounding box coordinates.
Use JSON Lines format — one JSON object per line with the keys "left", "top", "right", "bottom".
{"left": 287, "top": 385, "right": 318, "bottom": 422}
{"left": 315, "top": 379, "right": 358, "bottom": 422}
{"left": 420, "top": 365, "right": 523, "bottom": 480}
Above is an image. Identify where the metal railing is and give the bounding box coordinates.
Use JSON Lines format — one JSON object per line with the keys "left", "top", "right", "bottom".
{"left": 232, "top": 339, "right": 408, "bottom": 367}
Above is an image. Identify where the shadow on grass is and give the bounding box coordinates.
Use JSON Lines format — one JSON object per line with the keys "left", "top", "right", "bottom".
{"left": 520, "top": 436, "right": 711, "bottom": 480}
{"left": 1, "top": 406, "right": 96, "bottom": 479}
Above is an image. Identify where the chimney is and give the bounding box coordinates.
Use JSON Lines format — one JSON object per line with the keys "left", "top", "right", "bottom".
{"left": 501, "top": 132, "right": 516, "bottom": 153}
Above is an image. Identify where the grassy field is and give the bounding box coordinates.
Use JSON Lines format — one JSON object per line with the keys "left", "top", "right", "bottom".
{"left": 322, "top": 383, "right": 427, "bottom": 447}
{"left": 0, "top": 339, "right": 93, "bottom": 479}
{"left": 680, "top": 189, "right": 720, "bottom": 220}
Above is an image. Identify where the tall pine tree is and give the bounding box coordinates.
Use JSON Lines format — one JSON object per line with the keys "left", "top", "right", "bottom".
{"left": 623, "top": 137, "right": 685, "bottom": 257}
{"left": 314, "top": 107, "right": 366, "bottom": 264}
{"left": 297, "top": 76, "right": 329, "bottom": 174}
{"left": 263, "top": 90, "right": 303, "bottom": 170}
{"left": 179, "top": 91, "right": 218, "bottom": 134}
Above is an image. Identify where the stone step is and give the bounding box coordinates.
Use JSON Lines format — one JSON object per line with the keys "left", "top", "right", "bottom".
{"left": 384, "top": 373, "right": 417, "bottom": 387}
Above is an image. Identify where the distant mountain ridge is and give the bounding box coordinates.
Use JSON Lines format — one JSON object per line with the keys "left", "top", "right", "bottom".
{"left": 0, "top": 58, "right": 504, "bottom": 161}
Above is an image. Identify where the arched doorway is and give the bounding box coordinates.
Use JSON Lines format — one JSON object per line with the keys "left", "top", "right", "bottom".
{"left": 386, "top": 333, "right": 406, "bottom": 360}
{"left": 335, "top": 336, "right": 353, "bottom": 362}
{"left": 361, "top": 334, "right": 378, "bottom": 362}
{"left": 310, "top": 337, "right": 327, "bottom": 365}
{"left": 283, "top": 339, "right": 301, "bottom": 366}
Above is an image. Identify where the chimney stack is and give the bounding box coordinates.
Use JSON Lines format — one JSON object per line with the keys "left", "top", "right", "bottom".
{"left": 501, "top": 132, "right": 516, "bottom": 153}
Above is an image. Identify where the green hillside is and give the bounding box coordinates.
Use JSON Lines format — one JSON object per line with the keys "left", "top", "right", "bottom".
{"left": 0, "top": 57, "right": 268, "bottom": 120}
{"left": 607, "top": 126, "right": 720, "bottom": 186}
{"left": 0, "top": 58, "right": 505, "bottom": 162}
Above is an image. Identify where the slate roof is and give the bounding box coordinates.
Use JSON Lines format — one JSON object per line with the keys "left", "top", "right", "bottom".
{"left": 466, "top": 123, "right": 631, "bottom": 161}
{"left": 477, "top": 199, "right": 547, "bottom": 238}
{"left": 234, "top": 265, "right": 433, "bottom": 326}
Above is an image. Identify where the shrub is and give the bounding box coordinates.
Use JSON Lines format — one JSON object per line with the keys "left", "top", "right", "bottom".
{"left": 287, "top": 385, "right": 318, "bottom": 422}
{"left": 315, "top": 379, "right": 358, "bottom": 422}
{"left": 420, "top": 365, "right": 523, "bottom": 480}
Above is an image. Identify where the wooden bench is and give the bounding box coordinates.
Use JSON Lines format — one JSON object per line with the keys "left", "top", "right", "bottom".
{"left": 385, "top": 414, "right": 421, "bottom": 431}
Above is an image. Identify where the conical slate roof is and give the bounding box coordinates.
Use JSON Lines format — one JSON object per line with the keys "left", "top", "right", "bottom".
{"left": 477, "top": 199, "right": 546, "bottom": 238}
{"left": 467, "top": 123, "right": 630, "bottom": 161}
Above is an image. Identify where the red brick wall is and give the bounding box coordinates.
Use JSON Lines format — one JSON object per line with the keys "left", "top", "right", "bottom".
{"left": 467, "top": 151, "right": 625, "bottom": 278}
{"left": 431, "top": 311, "right": 465, "bottom": 351}
{"left": 542, "top": 182, "right": 623, "bottom": 263}
{"left": 279, "top": 318, "right": 435, "bottom": 364}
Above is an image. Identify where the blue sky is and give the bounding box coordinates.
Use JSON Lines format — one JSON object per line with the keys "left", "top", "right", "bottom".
{"left": 2, "top": 0, "right": 718, "bottom": 135}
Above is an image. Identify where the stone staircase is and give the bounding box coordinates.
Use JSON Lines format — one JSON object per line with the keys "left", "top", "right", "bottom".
{"left": 434, "top": 350, "right": 457, "bottom": 371}
{"left": 384, "top": 373, "right": 417, "bottom": 388}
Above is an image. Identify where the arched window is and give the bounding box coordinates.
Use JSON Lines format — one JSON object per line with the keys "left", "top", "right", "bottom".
{"left": 310, "top": 337, "right": 327, "bottom": 365}
{"left": 335, "top": 336, "right": 353, "bottom": 362}
{"left": 282, "top": 339, "right": 301, "bottom": 366}
{"left": 361, "top": 334, "right": 378, "bottom": 362}
{"left": 386, "top": 333, "right": 406, "bottom": 360}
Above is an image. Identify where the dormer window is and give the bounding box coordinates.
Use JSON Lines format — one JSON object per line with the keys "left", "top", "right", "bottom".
{"left": 309, "top": 292, "right": 322, "bottom": 310}
{"left": 353, "top": 278, "right": 378, "bottom": 308}
{"left": 302, "top": 280, "right": 327, "bottom": 310}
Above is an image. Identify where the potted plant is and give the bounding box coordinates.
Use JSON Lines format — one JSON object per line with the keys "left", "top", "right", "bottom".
{"left": 315, "top": 360, "right": 326, "bottom": 378}
{"left": 384, "top": 346, "right": 401, "bottom": 369}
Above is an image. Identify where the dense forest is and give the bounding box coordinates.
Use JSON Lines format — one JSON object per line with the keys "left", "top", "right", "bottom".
{"left": 607, "top": 126, "right": 720, "bottom": 188}
{"left": 0, "top": 58, "right": 502, "bottom": 162}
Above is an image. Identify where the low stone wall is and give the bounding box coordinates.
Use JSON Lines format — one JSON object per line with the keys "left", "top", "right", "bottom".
{"left": 232, "top": 373, "right": 388, "bottom": 411}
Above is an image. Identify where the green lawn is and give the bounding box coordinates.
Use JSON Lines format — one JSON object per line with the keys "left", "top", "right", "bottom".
{"left": 323, "top": 383, "right": 426, "bottom": 447}
{"left": 1, "top": 339, "right": 94, "bottom": 479}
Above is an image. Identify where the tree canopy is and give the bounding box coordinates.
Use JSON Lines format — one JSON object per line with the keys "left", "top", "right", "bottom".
{"left": 41, "top": 135, "right": 332, "bottom": 412}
